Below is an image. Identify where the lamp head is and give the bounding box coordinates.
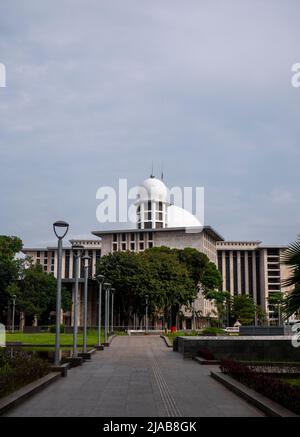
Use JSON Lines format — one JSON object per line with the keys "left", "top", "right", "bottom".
{"left": 96, "top": 274, "right": 105, "bottom": 284}
{"left": 53, "top": 220, "right": 69, "bottom": 239}
{"left": 82, "top": 254, "right": 91, "bottom": 268}
{"left": 72, "top": 244, "right": 84, "bottom": 257}
{"left": 103, "top": 282, "right": 111, "bottom": 291}
{"left": 111, "top": 288, "right": 116, "bottom": 295}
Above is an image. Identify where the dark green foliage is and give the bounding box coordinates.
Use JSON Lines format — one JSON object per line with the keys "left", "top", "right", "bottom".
{"left": 220, "top": 359, "right": 300, "bottom": 415}
{"left": 17, "top": 262, "right": 71, "bottom": 322}
{"left": 282, "top": 236, "right": 300, "bottom": 317}
{"left": 0, "top": 235, "right": 23, "bottom": 315}
{"left": 0, "top": 349, "right": 50, "bottom": 398}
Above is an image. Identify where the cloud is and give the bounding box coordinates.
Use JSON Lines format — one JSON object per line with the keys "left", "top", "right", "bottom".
{"left": 0, "top": 0, "right": 300, "bottom": 246}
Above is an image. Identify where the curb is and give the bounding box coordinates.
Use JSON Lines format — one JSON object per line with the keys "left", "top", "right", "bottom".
{"left": 0, "top": 372, "right": 61, "bottom": 416}
{"left": 193, "top": 356, "right": 220, "bottom": 365}
{"left": 160, "top": 335, "right": 172, "bottom": 348}
{"left": 211, "top": 371, "right": 298, "bottom": 417}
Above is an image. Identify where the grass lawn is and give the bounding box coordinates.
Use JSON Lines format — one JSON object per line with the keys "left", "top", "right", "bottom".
{"left": 6, "top": 330, "right": 109, "bottom": 346}
{"left": 281, "top": 378, "right": 300, "bottom": 388}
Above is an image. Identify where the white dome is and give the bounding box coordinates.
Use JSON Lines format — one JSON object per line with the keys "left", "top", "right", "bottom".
{"left": 167, "top": 205, "right": 202, "bottom": 228}
{"left": 137, "top": 177, "right": 169, "bottom": 203}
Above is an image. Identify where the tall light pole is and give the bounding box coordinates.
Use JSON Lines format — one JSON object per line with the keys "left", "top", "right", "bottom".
{"left": 110, "top": 288, "right": 115, "bottom": 335}
{"left": 11, "top": 294, "right": 16, "bottom": 334}
{"left": 53, "top": 220, "right": 69, "bottom": 366}
{"left": 82, "top": 254, "right": 91, "bottom": 354}
{"left": 104, "top": 282, "right": 111, "bottom": 345}
{"left": 96, "top": 274, "right": 105, "bottom": 349}
{"left": 72, "top": 244, "right": 84, "bottom": 358}
{"left": 145, "top": 295, "right": 149, "bottom": 334}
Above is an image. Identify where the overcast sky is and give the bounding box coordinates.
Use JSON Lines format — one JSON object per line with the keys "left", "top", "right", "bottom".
{"left": 0, "top": 0, "right": 300, "bottom": 247}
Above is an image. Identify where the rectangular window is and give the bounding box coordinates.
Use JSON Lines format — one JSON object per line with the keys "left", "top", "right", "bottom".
{"left": 156, "top": 222, "right": 163, "bottom": 229}
{"left": 267, "top": 249, "right": 279, "bottom": 256}
{"left": 88, "top": 250, "right": 93, "bottom": 278}
{"left": 241, "top": 252, "right": 245, "bottom": 293}
{"left": 255, "top": 251, "right": 261, "bottom": 305}
{"left": 248, "top": 252, "right": 253, "bottom": 297}
{"left": 268, "top": 270, "right": 280, "bottom": 277}
{"left": 122, "top": 243, "right": 126, "bottom": 251}
{"left": 130, "top": 242, "right": 135, "bottom": 251}
{"left": 65, "top": 250, "right": 70, "bottom": 278}
{"left": 267, "top": 257, "right": 279, "bottom": 263}
{"left": 139, "top": 233, "right": 144, "bottom": 241}
{"left": 148, "top": 242, "right": 153, "bottom": 248}
{"left": 269, "top": 284, "right": 281, "bottom": 291}
{"left": 268, "top": 264, "right": 280, "bottom": 270}
{"left": 139, "top": 242, "right": 144, "bottom": 250}
{"left": 233, "top": 253, "right": 238, "bottom": 294}
{"left": 122, "top": 233, "right": 126, "bottom": 242}
{"left": 37, "top": 251, "right": 40, "bottom": 257}
{"left": 113, "top": 243, "right": 118, "bottom": 252}
{"left": 113, "top": 234, "right": 118, "bottom": 242}
{"left": 268, "top": 277, "right": 280, "bottom": 283}
{"left": 158, "top": 202, "right": 163, "bottom": 211}
{"left": 144, "top": 222, "right": 152, "bottom": 229}
{"left": 225, "top": 252, "right": 230, "bottom": 291}
{"left": 131, "top": 233, "right": 135, "bottom": 241}
{"left": 147, "top": 212, "right": 152, "bottom": 220}
{"left": 147, "top": 201, "right": 151, "bottom": 210}
{"left": 148, "top": 232, "right": 153, "bottom": 241}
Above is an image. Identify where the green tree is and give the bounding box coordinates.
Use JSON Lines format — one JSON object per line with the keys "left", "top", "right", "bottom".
{"left": 97, "top": 247, "right": 195, "bottom": 330}
{"left": 204, "top": 290, "right": 232, "bottom": 327}
{"left": 0, "top": 236, "right": 23, "bottom": 319}
{"left": 268, "top": 292, "right": 284, "bottom": 325}
{"left": 232, "top": 295, "right": 256, "bottom": 325}
{"left": 282, "top": 236, "right": 300, "bottom": 318}
{"left": 17, "top": 262, "right": 71, "bottom": 324}
{"left": 200, "top": 261, "right": 223, "bottom": 293}
{"left": 141, "top": 248, "right": 195, "bottom": 331}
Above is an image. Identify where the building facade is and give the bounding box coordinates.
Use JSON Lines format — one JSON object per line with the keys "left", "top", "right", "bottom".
{"left": 22, "top": 176, "right": 293, "bottom": 327}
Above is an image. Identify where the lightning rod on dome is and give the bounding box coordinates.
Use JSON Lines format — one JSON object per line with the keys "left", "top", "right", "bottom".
{"left": 150, "top": 161, "right": 155, "bottom": 178}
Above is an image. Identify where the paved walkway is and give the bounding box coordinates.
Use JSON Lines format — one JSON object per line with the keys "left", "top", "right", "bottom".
{"left": 6, "top": 336, "right": 264, "bottom": 417}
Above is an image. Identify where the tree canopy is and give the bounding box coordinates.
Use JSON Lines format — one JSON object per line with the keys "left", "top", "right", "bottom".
{"left": 97, "top": 246, "right": 222, "bottom": 327}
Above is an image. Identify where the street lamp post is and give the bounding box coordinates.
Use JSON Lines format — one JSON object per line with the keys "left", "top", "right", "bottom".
{"left": 12, "top": 294, "right": 16, "bottom": 334}
{"left": 96, "top": 274, "right": 105, "bottom": 350}
{"left": 53, "top": 220, "right": 69, "bottom": 366}
{"left": 145, "top": 295, "right": 149, "bottom": 334}
{"left": 104, "top": 282, "right": 111, "bottom": 345}
{"left": 82, "top": 255, "right": 91, "bottom": 354}
{"left": 110, "top": 288, "right": 115, "bottom": 335}
{"left": 71, "top": 244, "right": 84, "bottom": 358}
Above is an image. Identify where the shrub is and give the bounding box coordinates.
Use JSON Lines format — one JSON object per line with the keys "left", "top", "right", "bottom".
{"left": 220, "top": 359, "right": 300, "bottom": 415}
{"left": 201, "top": 327, "right": 226, "bottom": 336}
{"left": 49, "top": 324, "right": 65, "bottom": 333}
{"left": 197, "top": 348, "right": 215, "bottom": 360}
{"left": 0, "top": 349, "right": 50, "bottom": 398}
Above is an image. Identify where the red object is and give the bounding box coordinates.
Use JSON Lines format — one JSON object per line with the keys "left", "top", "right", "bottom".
{"left": 171, "top": 326, "right": 177, "bottom": 333}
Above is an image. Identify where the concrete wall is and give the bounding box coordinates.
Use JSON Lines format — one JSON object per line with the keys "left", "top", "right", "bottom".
{"left": 176, "top": 336, "right": 300, "bottom": 361}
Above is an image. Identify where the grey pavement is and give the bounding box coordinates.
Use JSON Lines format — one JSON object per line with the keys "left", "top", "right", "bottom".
{"left": 5, "top": 336, "right": 264, "bottom": 417}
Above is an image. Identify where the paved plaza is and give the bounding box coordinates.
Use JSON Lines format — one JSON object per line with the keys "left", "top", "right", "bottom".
{"left": 5, "top": 336, "right": 264, "bottom": 417}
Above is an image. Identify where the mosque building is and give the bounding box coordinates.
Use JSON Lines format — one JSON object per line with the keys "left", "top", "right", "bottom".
{"left": 22, "top": 175, "right": 291, "bottom": 328}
